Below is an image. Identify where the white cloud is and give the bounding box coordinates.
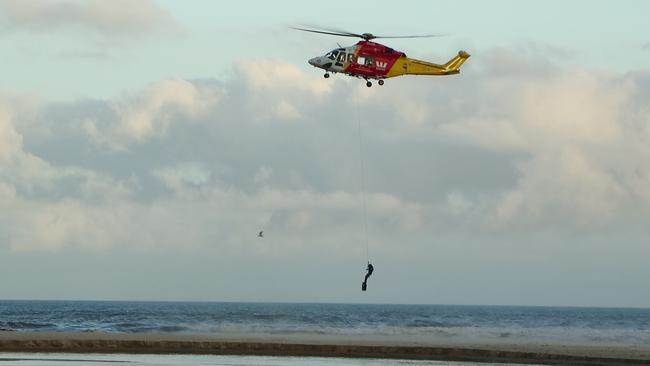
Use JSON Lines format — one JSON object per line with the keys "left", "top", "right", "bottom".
{"left": 2, "top": 88, "right": 423, "bottom": 252}
{"left": 0, "top": 101, "right": 70, "bottom": 192}
{"left": 4, "top": 181, "right": 422, "bottom": 253}
{"left": 2, "top": 52, "right": 650, "bottom": 256}
{"left": 0, "top": 0, "right": 179, "bottom": 37}
{"left": 0, "top": 105, "right": 23, "bottom": 160}
{"left": 446, "top": 191, "right": 474, "bottom": 216}
{"left": 3, "top": 46, "right": 650, "bottom": 305}
{"left": 493, "top": 149, "right": 626, "bottom": 227}
{"left": 0, "top": 100, "right": 133, "bottom": 251}
{"left": 429, "top": 62, "right": 649, "bottom": 227}
{"left": 254, "top": 166, "right": 273, "bottom": 185}
{"left": 274, "top": 100, "right": 301, "bottom": 120}
{"left": 115, "top": 79, "right": 218, "bottom": 139}
{"left": 154, "top": 162, "right": 212, "bottom": 191}
{"left": 236, "top": 59, "right": 332, "bottom": 96}
{"left": 232, "top": 59, "right": 334, "bottom": 124}
{"left": 85, "top": 79, "right": 221, "bottom": 149}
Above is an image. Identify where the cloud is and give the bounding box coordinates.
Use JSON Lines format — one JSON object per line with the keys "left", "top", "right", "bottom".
{"left": 3, "top": 48, "right": 650, "bottom": 256}
{"left": 492, "top": 150, "right": 627, "bottom": 228}
{"left": 0, "top": 76, "right": 421, "bottom": 252}
{"left": 433, "top": 60, "right": 646, "bottom": 227}
{"left": 0, "top": 104, "right": 23, "bottom": 160}
{"left": 0, "top": 0, "right": 179, "bottom": 37}
{"left": 254, "top": 166, "right": 273, "bottom": 185}
{"left": 232, "top": 59, "right": 333, "bottom": 122}
{"left": 0, "top": 100, "right": 132, "bottom": 252}
{"left": 84, "top": 79, "right": 222, "bottom": 150}
{"left": 153, "top": 162, "right": 212, "bottom": 190}
{"left": 354, "top": 48, "right": 650, "bottom": 229}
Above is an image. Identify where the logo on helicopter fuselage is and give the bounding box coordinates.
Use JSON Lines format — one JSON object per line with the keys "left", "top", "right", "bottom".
{"left": 376, "top": 61, "right": 388, "bottom": 70}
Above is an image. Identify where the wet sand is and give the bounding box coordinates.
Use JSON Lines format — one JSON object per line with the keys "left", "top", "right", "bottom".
{"left": 1, "top": 331, "right": 649, "bottom": 365}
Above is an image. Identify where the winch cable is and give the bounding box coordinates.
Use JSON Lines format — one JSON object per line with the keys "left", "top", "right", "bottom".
{"left": 353, "top": 91, "right": 370, "bottom": 264}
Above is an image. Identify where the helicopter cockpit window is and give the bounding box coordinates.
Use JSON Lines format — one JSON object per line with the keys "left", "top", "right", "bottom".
{"left": 327, "top": 50, "right": 338, "bottom": 60}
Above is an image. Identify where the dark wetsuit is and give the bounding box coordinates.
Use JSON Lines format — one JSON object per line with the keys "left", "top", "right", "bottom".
{"left": 362, "top": 263, "right": 374, "bottom": 291}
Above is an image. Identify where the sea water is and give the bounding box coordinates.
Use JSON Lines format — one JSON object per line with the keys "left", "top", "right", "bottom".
{"left": 1, "top": 301, "right": 650, "bottom": 346}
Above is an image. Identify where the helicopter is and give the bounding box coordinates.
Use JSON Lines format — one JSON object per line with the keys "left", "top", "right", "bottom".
{"left": 292, "top": 27, "right": 470, "bottom": 87}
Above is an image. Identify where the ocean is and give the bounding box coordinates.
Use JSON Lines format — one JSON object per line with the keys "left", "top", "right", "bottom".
{"left": 1, "top": 301, "right": 649, "bottom": 347}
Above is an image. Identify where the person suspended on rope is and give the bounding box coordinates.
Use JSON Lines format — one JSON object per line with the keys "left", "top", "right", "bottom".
{"left": 361, "top": 262, "right": 374, "bottom": 291}
{"left": 258, "top": 231, "right": 264, "bottom": 238}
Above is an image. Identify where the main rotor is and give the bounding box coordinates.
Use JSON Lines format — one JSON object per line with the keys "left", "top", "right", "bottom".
{"left": 290, "top": 26, "right": 443, "bottom": 41}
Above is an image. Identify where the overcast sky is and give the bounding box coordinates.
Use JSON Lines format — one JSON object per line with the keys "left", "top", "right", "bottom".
{"left": 1, "top": 0, "right": 649, "bottom": 307}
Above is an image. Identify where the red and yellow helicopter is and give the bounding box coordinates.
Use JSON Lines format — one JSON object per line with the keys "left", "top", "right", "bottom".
{"left": 293, "top": 27, "right": 470, "bottom": 87}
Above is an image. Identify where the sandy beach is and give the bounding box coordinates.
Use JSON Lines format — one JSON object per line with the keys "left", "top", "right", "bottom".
{"left": 1, "top": 331, "right": 649, "bottom": 365}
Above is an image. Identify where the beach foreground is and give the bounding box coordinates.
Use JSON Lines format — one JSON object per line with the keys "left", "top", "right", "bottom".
{"left": 0, "top": 353, "right": 537, "bottom": 366}
{"left": 1, "top": 332, "right": 649, "bottom": 366}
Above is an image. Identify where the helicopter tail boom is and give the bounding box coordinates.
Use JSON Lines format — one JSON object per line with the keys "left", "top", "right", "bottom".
{"left": 395, "top": 50, "right": 470, "bottom": 76}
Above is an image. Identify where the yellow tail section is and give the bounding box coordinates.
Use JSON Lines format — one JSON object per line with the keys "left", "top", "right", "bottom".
{"left": 442, "top": 50, "right": 471, "bottom": 72}
{"left": 387, "top": 50, "right": 470, "bottom": 77}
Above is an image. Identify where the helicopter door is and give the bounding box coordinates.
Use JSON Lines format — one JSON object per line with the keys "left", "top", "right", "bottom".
{"left": 335, "top": 51, "right": 347, "bottom": 69}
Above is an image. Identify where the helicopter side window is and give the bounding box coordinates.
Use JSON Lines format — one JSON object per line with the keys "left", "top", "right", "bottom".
{"left": 365, "top": 56, "right": 374, "bottom": 67}
{"left": 356, "top": 56, "right": 365, "bottom": 65}
{"left": 347, "top": 53, "right": 354, "bottom": 63}
{"left": 337, "top": 52, "right": 346, "bottom": 63}
{"left": 328, "top": 50, "right": 338, "bottom": 60}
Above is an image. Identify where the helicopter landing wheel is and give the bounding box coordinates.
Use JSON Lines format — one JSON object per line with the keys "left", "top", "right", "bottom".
{"left": 366, "top": 81, "right": 372, "bottom": 87}
{"left": 324, "top": 73, "right": 330, "bottom": 79}
{"left": 378, "top": 79, "right": 384, "bottom": 86}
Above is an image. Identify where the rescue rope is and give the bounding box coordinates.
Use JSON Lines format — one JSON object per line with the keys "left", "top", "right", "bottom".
{"left": 353, "top": 90, "right": 370, "bottom": 263}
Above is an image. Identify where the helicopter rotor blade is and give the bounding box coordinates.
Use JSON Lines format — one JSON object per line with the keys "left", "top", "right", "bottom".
{"left": 291, "top": 26, "right": 445, "bottom": 41}
{"left": 289, "top": 27, "right": 362, "bottom": 38}
{"left": 301, "top": 25, "right": 364, "bottom": 37}
{"left": 374, "top": 34, "right": 446, "bottom": 39}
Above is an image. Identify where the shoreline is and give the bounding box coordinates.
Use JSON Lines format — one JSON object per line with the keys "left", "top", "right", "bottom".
{"left": 1, "top": 332, "right": 650, "bottom": 365}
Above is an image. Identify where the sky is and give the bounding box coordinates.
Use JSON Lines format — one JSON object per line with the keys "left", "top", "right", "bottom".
{"left": 1, "top": 0, "right": 650, "bottom": 307}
